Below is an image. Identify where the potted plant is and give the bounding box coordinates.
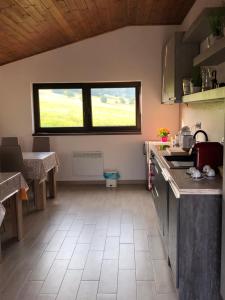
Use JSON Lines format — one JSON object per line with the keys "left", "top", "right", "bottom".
{"left": 208, "top": 11, "right": 225, "bottom": 42}
{"left": 158, "top": 128, "right": 170, "bottom": 142}
{"left": 190, "top": 66, "right": 202, "bottom": 93}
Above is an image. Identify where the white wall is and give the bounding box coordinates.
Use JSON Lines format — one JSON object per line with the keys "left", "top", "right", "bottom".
{"left": 181, "top": 102, "right": 225, "bottom": 142}
{"left": 0, "top": 26, "right": 180, "bottom": 181}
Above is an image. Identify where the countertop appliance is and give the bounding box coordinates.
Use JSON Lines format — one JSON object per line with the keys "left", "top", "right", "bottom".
{"left": 192, "top": 142, "right": 223, "bottom": 171}
{"left": 179, "top": 126, "right": 194, "bottom": 151}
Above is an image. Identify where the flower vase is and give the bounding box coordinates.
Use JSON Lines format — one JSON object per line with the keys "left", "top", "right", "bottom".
{"left": 161, "top": 136, "right": 168, "bottom": 142}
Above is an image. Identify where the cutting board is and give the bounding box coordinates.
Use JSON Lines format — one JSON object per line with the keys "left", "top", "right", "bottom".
{"left": 166, "top": 147, "right": 190, "bottom": 156}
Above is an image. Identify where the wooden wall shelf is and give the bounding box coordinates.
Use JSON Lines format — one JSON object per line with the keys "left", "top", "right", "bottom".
{"left": 183, "top": 7, "right": 225, "bottom": 43}
{"left": 182, "top": 86, "right": 225, "bottom": 103}
{"left": 193, "top": 36, "right": 225, "bottom": 66}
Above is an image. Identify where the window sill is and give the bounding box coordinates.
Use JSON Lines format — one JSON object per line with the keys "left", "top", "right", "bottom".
{"left": 33, "top": 131, "right": 142, "bottom": 136}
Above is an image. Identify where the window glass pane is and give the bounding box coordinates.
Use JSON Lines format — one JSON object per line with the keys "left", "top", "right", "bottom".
{"left": 39, "top": 89, "right": 83, "bottom": 127}
{"left": 91, "top": 87, "right": 136, "bottom": 127}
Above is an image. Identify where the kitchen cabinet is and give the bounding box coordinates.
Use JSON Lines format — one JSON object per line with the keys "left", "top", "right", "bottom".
{"left": 161, "top": 32, "right": 199, "bottom": 104}
{"left": 221, "top": 198, "right": 225, "bottom": 300}
{"left": 220, "top": 111, "right": 225, "bottom": 300}
{"left": 167, "top": 181, "right": 222, "bottom": 299}
{"left": 146, "top": 144, "right": 222, "bottom": 299}
{"left": 151, "top": 153, "right": 168, "bottom": 243}
{"left": 153, "top": 177, "right": 222, "bottom": 298}
{"left": 178, "top": 193, "right": 221, "bottom": 300}
{"left": 168, "top": 184, "right": 179, "bottom": 286}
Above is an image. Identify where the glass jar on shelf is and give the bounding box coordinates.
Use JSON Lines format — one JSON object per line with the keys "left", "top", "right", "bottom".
{"left": 201, "top": 67, "right": 213, "bottom": 91}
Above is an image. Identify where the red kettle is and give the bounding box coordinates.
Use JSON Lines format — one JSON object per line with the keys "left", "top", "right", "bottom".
{"left": 192, "top": 142, "right": 223, "bottom": 171}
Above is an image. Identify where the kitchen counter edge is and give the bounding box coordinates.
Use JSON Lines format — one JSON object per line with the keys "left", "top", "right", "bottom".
{"left": 146, "top": 141, "right": 222, "bottom": 196}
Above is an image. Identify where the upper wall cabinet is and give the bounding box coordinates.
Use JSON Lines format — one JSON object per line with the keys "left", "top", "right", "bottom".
{"left": 161, "top": 32, "right": 199, "bottom": 104}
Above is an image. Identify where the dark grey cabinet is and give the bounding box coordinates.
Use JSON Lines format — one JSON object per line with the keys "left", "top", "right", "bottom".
{"left": 161, "top": 32, "right": 199, "bottom": 103}
{"left": 151, "top": 154, "right": 168, "bottom": 242}
{"left": 168, "top": 185, "right": 179, "bottom": 287}
{"left": 221, "top": 117, "right": 225, "bottom": 300}
{"left": 148, "top": 149, "right": 222, "bottom": 299}
{"left": 221, "top": 192, "right": 225, "bottom": 299}
{"left": 168, "top": 186, "right": 221, "bottom": 299}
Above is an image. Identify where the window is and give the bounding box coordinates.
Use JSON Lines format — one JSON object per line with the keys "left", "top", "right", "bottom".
{"left": 33, "top": 82, "right": 141, "bottom": 135}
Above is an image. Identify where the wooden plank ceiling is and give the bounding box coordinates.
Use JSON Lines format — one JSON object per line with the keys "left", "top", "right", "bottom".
{"left": 0, "top": 0, "right": 196, "bottom": 66}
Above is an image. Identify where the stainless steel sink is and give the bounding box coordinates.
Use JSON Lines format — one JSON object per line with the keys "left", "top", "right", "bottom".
{"left": 163, "top": 155, "right": 194, "bottom": 169}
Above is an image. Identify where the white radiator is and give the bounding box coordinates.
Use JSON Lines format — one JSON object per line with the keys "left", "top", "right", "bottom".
{"left": 72, "top": 151, "right": 104, "bottom": 178}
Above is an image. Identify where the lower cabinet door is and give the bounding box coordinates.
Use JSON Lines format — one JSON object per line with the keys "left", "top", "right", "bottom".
{"left": 151, "top": 160, "right": 168, "bottom": 241}
{"left": 168, "top": 185, "right": 179, "bottom": 287}
{"left": 221, "top": 199, "right": 225, "bottom": 299}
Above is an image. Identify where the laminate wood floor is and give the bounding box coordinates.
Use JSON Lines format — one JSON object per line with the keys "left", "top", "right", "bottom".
{"left": 0, "top": 184, "right": 177, "bottom": 300}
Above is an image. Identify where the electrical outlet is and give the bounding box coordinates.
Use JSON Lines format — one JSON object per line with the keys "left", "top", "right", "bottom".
{"left": 195, "top": 122, "right": 201, "bottom": 129}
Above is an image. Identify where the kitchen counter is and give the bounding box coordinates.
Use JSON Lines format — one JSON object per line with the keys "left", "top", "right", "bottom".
{"left": 146, "top": 141, "right": 222, "bottom": 195}
{"left": 145, "top": 142, "right": 222, "bottom": 300}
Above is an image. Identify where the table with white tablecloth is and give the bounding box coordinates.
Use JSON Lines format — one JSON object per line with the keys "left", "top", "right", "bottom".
{"left": 23, "top": 152, "right": 58, "bottom": 210}
{"left": 0, "top": 172, "right": 28, "bottom": 260}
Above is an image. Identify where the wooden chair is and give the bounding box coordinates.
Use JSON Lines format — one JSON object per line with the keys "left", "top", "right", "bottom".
{"left": 1, "top": 137, "right": 18, "bottom": 146}
{"left": 0, "top": 145, "right": 26, "bottom": 176}
{"left": 32, "top": 137, "right": 50, "bottom": 152}
{"left": 33, "top": 137, "right": 52, "bottom": 199}
{"left": 0, "top": 145, "right": 34, "bottom": 213}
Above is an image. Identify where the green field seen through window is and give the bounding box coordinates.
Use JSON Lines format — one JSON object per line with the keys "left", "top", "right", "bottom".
{"left": 39, "top": 88, "right": 136, "bottom": 128}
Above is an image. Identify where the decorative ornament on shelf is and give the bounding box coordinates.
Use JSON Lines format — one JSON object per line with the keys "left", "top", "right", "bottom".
{"left": 191, "top": 66, "right": 202, "bottom": 93}
{"left": 158, "top": 128, "right": 170, "bottom": 142}
{"left": 208, "top": 11, "right": 225, "bottom": 45}
{"left": 208, "top": 12, "right": 224, "bottom": 38}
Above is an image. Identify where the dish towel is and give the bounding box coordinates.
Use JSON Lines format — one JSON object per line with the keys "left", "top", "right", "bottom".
{"left": 19, "top": 188, "right": 28, "bottom": 201}
{"left": 0, "top": 203, "right": 6, "bottom": 227}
